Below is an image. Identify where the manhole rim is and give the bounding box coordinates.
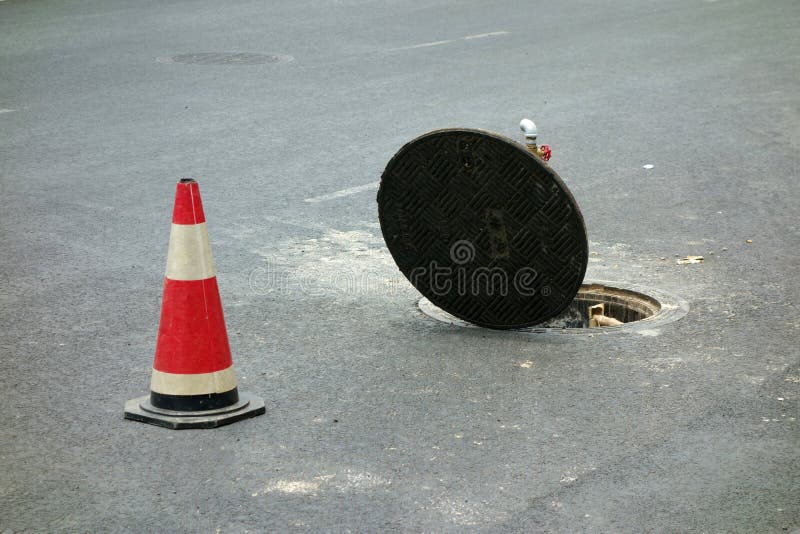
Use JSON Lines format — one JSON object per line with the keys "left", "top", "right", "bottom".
{"left": 418, "top": 279, "right": 689, "bottom": 335}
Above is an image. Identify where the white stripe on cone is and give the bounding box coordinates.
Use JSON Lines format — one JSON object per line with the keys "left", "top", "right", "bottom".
{"left": 150, "top": 366, "right": 237, "bottom": 396}
{"left": 165, "top": 222, "right": 216, "bottom": 281}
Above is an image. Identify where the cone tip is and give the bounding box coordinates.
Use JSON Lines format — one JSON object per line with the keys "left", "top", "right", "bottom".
{"left": 172, "top": 178, "right": 205, "bottom": 224}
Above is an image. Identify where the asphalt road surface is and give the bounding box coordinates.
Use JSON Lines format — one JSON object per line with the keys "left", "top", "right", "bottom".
{"left": 1, "top": 0, "right": 798, "bottom": 531}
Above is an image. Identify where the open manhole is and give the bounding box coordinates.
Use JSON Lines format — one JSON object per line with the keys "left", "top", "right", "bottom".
{"left": 419, "top": 281, "right": 688, "bottom": 335}
{"left": 158, "top": 52, "right": 292, "bottom": 65}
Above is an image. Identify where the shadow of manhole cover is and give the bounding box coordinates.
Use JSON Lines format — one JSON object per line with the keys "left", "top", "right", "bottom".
{"left": 158, "top": 53, "right": 292, "bottom": 65}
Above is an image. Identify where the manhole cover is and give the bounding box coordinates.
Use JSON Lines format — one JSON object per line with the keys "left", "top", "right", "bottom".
{"left": 159, "top": 52, "right": 291, "bottom": 65}
{"left": 378, "top": 128, "right": 588, "bottom": 329}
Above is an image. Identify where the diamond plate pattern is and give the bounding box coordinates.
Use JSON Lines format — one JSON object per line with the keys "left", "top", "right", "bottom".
{"left": 378, "top": 129, "right": 588, "bottom": 329}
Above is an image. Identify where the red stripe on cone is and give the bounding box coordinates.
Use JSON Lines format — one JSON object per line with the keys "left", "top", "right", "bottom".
{"left": 153, "top": 277, "right": 233, "bottom": 375}
{"left": 172, "top": 179, "right": 206, "bottom": 225}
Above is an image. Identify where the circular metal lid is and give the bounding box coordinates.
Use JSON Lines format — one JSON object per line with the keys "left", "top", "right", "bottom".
{"left": 378, "top": 128, "right": 588, "bottom": 329}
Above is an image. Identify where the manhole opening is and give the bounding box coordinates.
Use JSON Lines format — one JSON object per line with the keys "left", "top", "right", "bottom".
{"left": 418, "top": 281, "right": 686, "bottom": 334}
{"left": 537, "top": 285, "right": 660, "bottom": 328}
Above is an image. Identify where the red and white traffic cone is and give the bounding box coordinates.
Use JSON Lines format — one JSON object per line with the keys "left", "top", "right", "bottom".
{"left": 125, "top": 178, "right": 264, "bottom": 429}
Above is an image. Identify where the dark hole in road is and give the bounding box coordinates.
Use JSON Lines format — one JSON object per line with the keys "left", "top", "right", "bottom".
{"left": 537, "top": 284, "right": 659, "bottom": 328}
{"left": 419, "top": 282, "right": 686, "bottom": 333}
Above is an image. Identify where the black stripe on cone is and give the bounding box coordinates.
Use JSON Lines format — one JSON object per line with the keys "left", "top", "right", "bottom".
{"left": 150, "top": 388, "right": 240, "bottom": 412}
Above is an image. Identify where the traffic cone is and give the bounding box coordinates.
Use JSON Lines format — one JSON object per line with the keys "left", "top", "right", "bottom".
{"left": 125, "top": 178, "right": 265, "bottom": 429}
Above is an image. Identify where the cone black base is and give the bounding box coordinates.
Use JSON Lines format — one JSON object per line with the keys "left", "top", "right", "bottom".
{"left": 124, "top": 391, "right": 265, "bottom": 430}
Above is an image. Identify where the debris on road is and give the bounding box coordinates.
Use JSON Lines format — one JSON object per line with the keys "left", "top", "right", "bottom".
{"left": 677, "top": 255, "right": 704, "bottom": 265}
{"left": 588, "top": 303, "right": 623, "bottom": 327}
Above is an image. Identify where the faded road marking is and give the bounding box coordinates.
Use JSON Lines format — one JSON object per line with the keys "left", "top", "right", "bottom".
{"left": 304, "top": 181, "right": 379, "bottom": 203}
{"left": 0, "top": 109, "right": 15, "bottom": 114}
{"left": 254, "top": 471, "right": 390, "bottom": 497}
{"left": 463, "top": 31, "right": 509, "bottom": 40}
{"left": 389, "top": 31, "right": 509, "bottom": 51}
{"left": 261, "top": 480, "right": 319, "bottom": 495}
{"left": 402, "top": 39, "right": 453, "bottom": 50}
